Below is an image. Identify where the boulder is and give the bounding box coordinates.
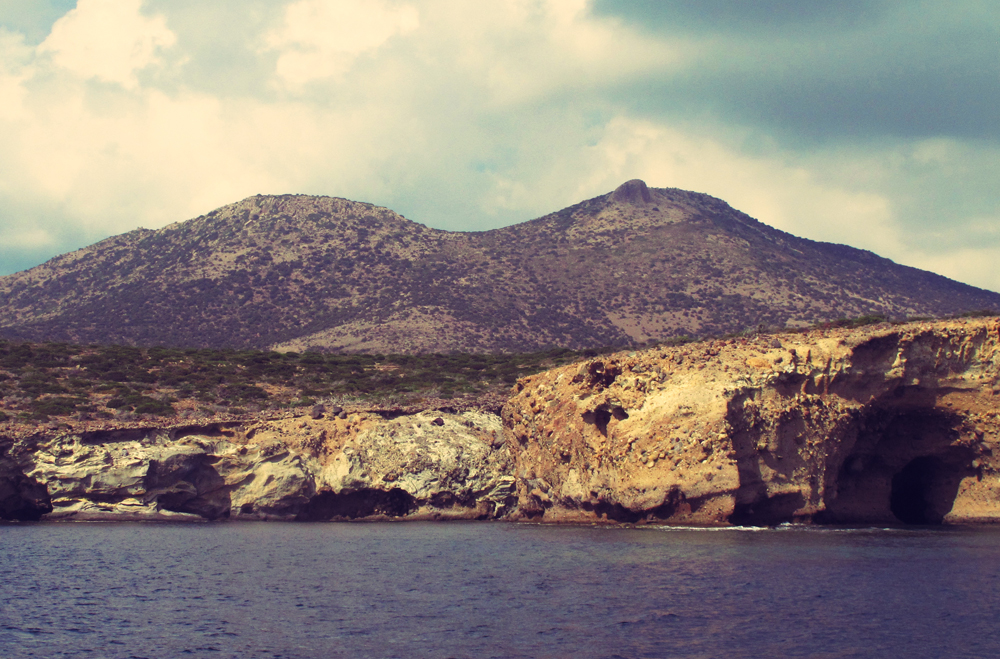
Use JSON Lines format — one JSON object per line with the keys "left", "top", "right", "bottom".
{"left": 610, "top": 179, "right": 653, "bottom": 205}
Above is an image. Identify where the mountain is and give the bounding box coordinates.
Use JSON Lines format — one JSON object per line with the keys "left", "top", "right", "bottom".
{"left": 1, "top": 180, "right": 998, "bottom": 353}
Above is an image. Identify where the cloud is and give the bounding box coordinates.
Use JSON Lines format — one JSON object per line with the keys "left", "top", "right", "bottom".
{"left": 264, "top": 0, "right": 419, "bottom": 86}
{"left": 37, "top": 0, "right": 175, "bottom": 89}
{"left": 598, "top": 0, "right": 1000, "bottom": 143}
{"left": 593, "top": 0, "right": 889, "bottom": 34}
{"left": 0, "top": 28, "right": 32, "bottom": 119}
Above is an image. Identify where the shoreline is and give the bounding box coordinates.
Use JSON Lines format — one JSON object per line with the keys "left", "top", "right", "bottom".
{"left": 4, "top": 317, "right": 1000, "bottom": 527}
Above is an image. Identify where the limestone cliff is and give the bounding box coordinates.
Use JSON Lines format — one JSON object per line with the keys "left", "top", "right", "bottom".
{"left": 502, "top": 317, "right": 1000, "bottom": 525}
{"left": 0, "top": 410, "right": 514, "bottom": 522}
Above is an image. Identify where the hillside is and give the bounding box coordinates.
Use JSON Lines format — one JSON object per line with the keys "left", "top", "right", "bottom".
{"left": 1, "top": 180, "right": 998, "bottom": 352}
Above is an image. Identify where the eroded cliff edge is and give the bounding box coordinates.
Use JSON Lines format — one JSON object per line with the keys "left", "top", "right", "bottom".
{"left": 3, "top": 317, "right": 1000, "bottom": 525}
{"left": 504, "top": 317, "right": 1000, "bottom": 525}
{"left": 0, "top": 410, "right": 515, "bottom": 522}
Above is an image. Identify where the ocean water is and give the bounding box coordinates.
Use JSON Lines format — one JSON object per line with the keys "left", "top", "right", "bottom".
{"left": 1, "top": 522, "right": 999, "bottom": 659}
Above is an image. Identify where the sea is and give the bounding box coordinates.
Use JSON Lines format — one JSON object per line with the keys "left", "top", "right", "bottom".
{"left": 1, "top": 521, "right": 999, "bottom": 659}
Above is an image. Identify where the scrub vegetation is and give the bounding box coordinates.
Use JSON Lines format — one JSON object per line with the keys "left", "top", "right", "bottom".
{"left": 0, "top": 339, "right": 609, "bottom": 423}
{"left": 2, "top": 311, "right": 990, "bottom": 426}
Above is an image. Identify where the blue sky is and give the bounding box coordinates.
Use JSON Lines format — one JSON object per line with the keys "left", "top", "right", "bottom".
{"left": 1, "top": 0, "right": 998, "bottom": 291}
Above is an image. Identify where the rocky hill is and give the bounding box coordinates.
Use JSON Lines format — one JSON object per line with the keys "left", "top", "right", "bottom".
{"left": 1, "top": 180, "right": 998, "bottom": 352}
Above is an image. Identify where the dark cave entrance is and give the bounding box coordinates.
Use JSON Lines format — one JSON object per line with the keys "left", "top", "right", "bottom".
{"left": 297, "top": 488, "right": 416, "bottom": 520}
{"left": 823, "top": 400, "right": 974, "bottom": 526}
{"left": 890, "top": 456, "right": 948, "bottom": 525}
{"left": 582, "top": 404, "right": 628, "bottom": 437}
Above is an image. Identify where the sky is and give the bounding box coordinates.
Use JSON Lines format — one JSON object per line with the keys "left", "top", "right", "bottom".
{"left": 0, "top": 1, "right": 998, "bottom": 292}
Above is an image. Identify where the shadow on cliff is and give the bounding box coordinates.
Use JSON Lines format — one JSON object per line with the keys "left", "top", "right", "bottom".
{"left": 726, "top": 392, "right": 809, "bottom": 526}
{"left": 0, "top": 456, "right": 51, "bottom": 521}
{"left": 727, "top": 383, "right": 976, "bottom": 526}
{"left": 578, "top": 493, "right": 686, "bottom": 524}
{"left": 146, "top": 453, "right": 231, "bottom": 520}
{"left": 820, "top": 403, "right": 975, "bottom": 525}
{"left": 296, "top": 488, "right": 416, "bottom": 521}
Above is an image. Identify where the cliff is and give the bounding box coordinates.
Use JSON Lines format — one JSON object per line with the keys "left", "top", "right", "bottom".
{"left": 0, "top": 410, "right": 514, "bottom": 522}
{"left": 503, "top": 316, "right": 1000, "bottom": 525}
{"left": 3, "top": 317, "right": 1000, "bottom": 526}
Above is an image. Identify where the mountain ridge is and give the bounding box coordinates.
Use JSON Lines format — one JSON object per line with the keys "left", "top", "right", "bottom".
{"left": 1, "top": 180, "right": 997, "bottom": 353}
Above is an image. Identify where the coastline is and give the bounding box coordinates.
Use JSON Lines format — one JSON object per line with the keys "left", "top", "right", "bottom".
{"left": 4, "top": 317, "right": 1000, "bottom": 527}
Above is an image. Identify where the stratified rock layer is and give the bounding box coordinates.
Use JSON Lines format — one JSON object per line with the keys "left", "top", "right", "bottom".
{"left": 502, "top": 318, "right": 1000, "bottom": 525}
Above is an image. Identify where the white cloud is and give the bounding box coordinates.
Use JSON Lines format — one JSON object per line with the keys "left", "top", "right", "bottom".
{"left": 423, "top": 0, "right": 688, "bottom": 108}
{"left": 264, "top": 0, "right": 419, "bottom": 86}
{"left": 37, "top": 0, "right": 175, "bottom": 89}
{"left": 0, "top": 27, "right": 31, "bottom": 69}
{"left": 0, "top": 226, "right": 52, "bottom": 248}
{"left": 0, "top": 28, "right": 33, "bottom": 120}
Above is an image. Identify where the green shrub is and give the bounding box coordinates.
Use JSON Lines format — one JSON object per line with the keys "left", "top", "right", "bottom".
{"left": 825, "top": 314, "right": 888, "bottom": 329}
{"left": 106, "top": 392, "right": 174, "bottom": 416}
{"left": 31, "top": 396, "right": 84, "bottom": 416}
{"left": 19, "top": 379, "right": 70, "bottom": 396}
{"left": 219, "top": 383, "right": 269, "bottom": 401}
{"left": 131, "top": 396, "right": 175, "bottom": 416}
{"left": 0, "top": 337, "right": 624, "bottom": 412}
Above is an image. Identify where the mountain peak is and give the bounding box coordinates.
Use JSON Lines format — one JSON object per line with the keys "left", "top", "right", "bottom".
{"left": 610, "top": 179, "right": 653, "bottom": 205}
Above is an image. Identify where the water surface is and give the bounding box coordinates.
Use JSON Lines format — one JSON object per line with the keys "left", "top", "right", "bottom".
{"left": 2, "top": 522, "right": 999, "bottom": 658}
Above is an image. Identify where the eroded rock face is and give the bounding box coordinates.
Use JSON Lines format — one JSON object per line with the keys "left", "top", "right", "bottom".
{"left": 305, "top": 410, "right": 515, "bottom": 520}
{"left": 0, "top": 411, "right": 514, "bottom": 521}
{"left": 5, "top": 318, "right": 1000, "bottom": 526}
{"left": 502, "top": 318, "right": 1000, "bottom": 526}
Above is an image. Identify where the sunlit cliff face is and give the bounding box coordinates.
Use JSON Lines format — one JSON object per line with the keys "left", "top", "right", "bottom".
{"left": 504, "top": 317, "right": 1000, "bottom": 526}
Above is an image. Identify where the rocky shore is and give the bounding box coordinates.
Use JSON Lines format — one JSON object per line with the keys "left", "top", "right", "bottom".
{"left": 0, "top": 408, "right": 515, "bottom": 522}
{"left": 3, "top": 317, "right": 1000, "bottom": 526}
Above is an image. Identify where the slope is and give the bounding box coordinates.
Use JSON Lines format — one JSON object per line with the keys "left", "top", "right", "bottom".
{"left": 0, "top": 180, "right": 997, "bottom": 352}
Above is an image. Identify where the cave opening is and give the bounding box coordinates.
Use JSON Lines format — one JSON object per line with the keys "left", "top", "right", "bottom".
{"left": 823, "top": 401, "right": 973, "bottom": 525}
{"left": 890, "top": 456, "right": 945, "bottom": 524}
{"left": 297, "top": 488, "right": 416, "bottom": 521}
{"left": 583, "top": 404, "right": 627, "bottom": 437}
{"left": 593, "top": 408, "right": 612, "bottom": 435}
